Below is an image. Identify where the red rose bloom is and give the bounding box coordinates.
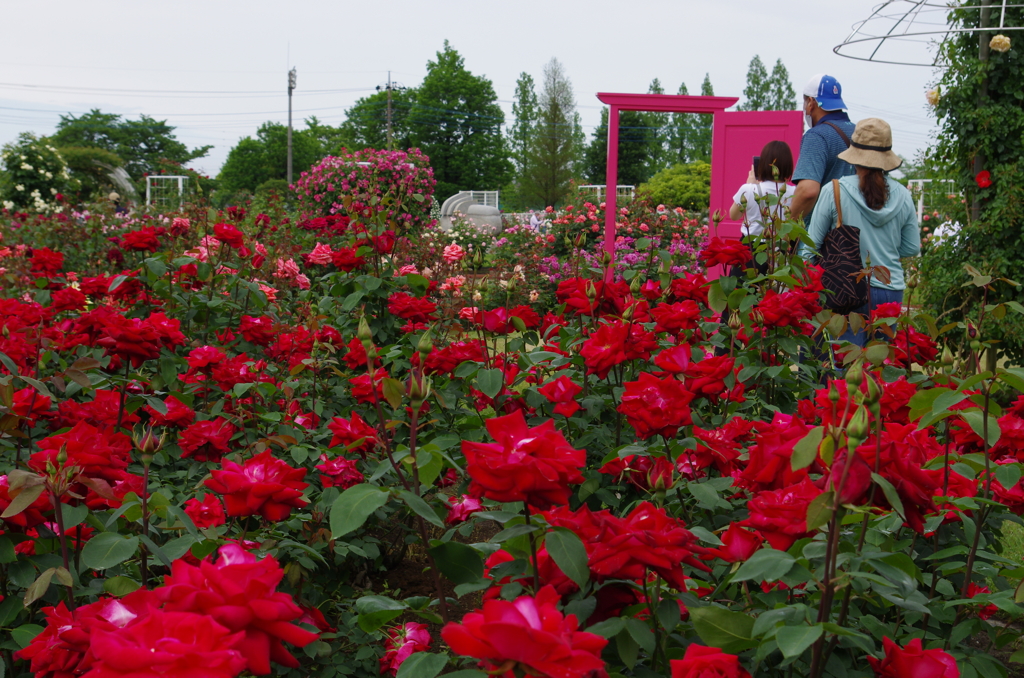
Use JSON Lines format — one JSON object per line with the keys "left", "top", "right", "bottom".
{"left": 651, "top": 300, "right": 703, "bottom": 334}
{"left": 145, "top": 395, "right": 196, "bottom": 428}
{"left": 445, "top": 494, "right": 484, "bottom": 524}
{"left": 441, "top": 585, "right": 607, "bottom": 678}
{"left": 381, "top": 622, "right": 431, "bottom": 676}
{"left": 349, "top": 368, "right": 388, "bottom": 404}
{"left": 331, "top": 246, "right": 365, "bottom": 271}
{"left": 757, "top": 289, "right": 821, "bottom": 328}
{"left": 103, "top": 316, "right": 163, "bottom": 368}
{"left": 326, "top": 412, "right": 379, "bottom": 456}
{"left": 423, "top": 340, "right": 486, "bottom": 376}
{"left": 315, "top": 454, "right": 363, "bottom": 489}
{"left": 975, "top": 170, "right": 992, "bottom": 188}
{"left": 50, "top": 286, "right": 87, "bottom": 312}
{"left": 686, "top": 355, "right": 745, "bottom": 403}
{"left": 669, "top": 273, "right": 710, "bottom": 306}
{"left": 183, "top": 493, "right": 226, "bottom": 529}
{"left": 581, "top": 322, "right": 628, "bottom": 379}
{"left": 387, "top": 291, "right": 437, "bottom": 323}
{"left": 120, "top": 226, "right": 163, "bottom": 252}
{"left": 462, "top": 410, "right": 585, "bottom": 509}
{"left": 204, "top": 450, "right": 309, "bottom": 521}
{"left": 240, "top": 315, "right": 276, "bottom": 346}
{"left": 178, "top": 418, "right": 236, "bottom": 462}
{"left": 671, "top": 644, "right": 752, "bottom": 678}
{"left": 213, "top": 222, "right": 245, "bottom": 248}
{"left": 158, "top": 544, "right": 318, "bottom": 675}
{"left": 618, "top": 372, "right": 694, "bottom": 439}
{"left": 85, "top": 610, "right": 246, "bottom": 678}
{"left": 699, "top": 237, "right": 751, "bottom": 268}
{"left": 29, "top": 247, "right": 64, "bottom": 277}
{"left": 187, "top": 345, "right": 228, "bottom": 371}
{"left": 538, "top": 375, "right": 583, "bottom": 417}
{"left": 867, "top": 637, "right": 959, "bottom": 678}
{"left": 742, "top": 477, "right": 823, "bottom": 550}
{"left": 701, "top": 523, "right": 764, "bottom": 564}
{"left": 886, "top": 327, "right": 938, "bottom": 368}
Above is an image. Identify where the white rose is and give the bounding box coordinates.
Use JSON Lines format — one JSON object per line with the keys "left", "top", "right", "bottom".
{"left": 15, "top": 184, "right": 24, "bottom": 191}
{"left": 20, "top": 163, "right": 32, "bottom": 171}
{"left": 990, "top": 34, "right": 1011, "bottom": 52}
{"left": 2, "top": 200, "right": 13, "bottom": 210}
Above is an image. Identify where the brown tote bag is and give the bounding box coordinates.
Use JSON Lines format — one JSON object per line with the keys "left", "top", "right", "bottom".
{"left": 817, "top": 179, "right": 869, "bottom": 315}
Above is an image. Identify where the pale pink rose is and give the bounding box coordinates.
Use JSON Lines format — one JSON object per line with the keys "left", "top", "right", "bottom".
{"left": 216, "top": 266, "right": 238, "bottom": 275}
{"left": 443, "top": 243, "right": 466, "bottom": 263}
{"left": 274, "top": 257, "right": 301, "bottom": 280}
{"left": 307, "top": 242, "right": 334, "bottom": 265}
{"left": 458, "top": 307, "right": 479, "bottom": 320}
{"left": 200, "top": 235, "right": 221, "bottom": 250}
{"left": 171, "top": 217, "right": 190, "bottom": 232}
{"left": 397, "top": 265, "right": 419, "bottom": 276}
{"left": 255, "top": 242, "right": 268, "bottom": 256}
{"left": 256, "top": 282, "right": 278, "bottom": 301}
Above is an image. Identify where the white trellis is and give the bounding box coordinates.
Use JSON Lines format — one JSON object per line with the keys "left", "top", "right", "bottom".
{"left": 145, "top": 175, "right": 190, "bottom": 211}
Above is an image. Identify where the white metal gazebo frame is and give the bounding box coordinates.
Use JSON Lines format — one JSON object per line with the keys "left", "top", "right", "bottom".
{"left": 145, "top": 175, "right": 189, "bottom": 211}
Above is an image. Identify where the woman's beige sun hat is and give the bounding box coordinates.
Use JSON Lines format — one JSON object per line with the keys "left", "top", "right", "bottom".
{"left": 837, "top": 117, "right": 903, "bottom": 172}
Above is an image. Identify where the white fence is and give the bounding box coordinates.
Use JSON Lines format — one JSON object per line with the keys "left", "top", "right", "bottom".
{"left": 578, "top": 185, "right": 635, "bottom": 202}
{"left": 906, "top": 179, "right": 958, "bottom": 223}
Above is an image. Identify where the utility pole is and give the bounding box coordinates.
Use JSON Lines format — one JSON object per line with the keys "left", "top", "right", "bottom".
{"left": 376, "top": 72, "right": 406, "bottom": 150}
{"left": 287, "top": 67, "right": 297, "bottom": 184}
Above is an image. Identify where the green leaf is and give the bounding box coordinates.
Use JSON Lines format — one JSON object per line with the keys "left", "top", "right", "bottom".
{"left": 60, "top": 503, "right": 89, "bottom": 531}
{"left": 791, "top": 426, "right": 824, "bottom": 471}
{"left": 776, "top": 624, "right": 823, "bottom": 659}
{"left": 708, "top": 280, "right": 727, "bottom": 315}
{"left": 586, "top": 617, "right": 626, "bottom": 637}
{"left": 381, "top": 377, "right": 405, "bottom": 409}
{"left": 396, "top": 652, "right": 448, "bottom": 678}
{"left": 545, "top": 527, "right": 589, "bottom": 588}
{"left": 733, "top": 549, "right": 796, "bottom": 583}
{"left": 23, "top": 568, "right": 56, "bottom": 606}
{"left": 0, "top": 484, "right": 45, "bottom": 520}
{"left": 995, "top": 464, "right": 1022, "bottom": 490}
{"left": 871, "top": 473, "right": 906, "bottom": 520}
{"left": 806, "top": 490, "right": 835, "bottom": 531}
{"left": 490, "top": 523, "right": 541, "bottom": 542}
{"left": 81, "top": 533, "right": 140, "bottom": 570}
{"left": 355, "top": 595, "right": 407, "bottom": 633}
{"left": 688, "top": 481, "right": 729, "bottom": 509}
{"left": 11, "top": 623, "right": 44, "bottom": 649}
{"left": 330, "top": 484, "right": 390, "bottom": 539}
{"left": 476, "top": 369, "right": 504, "bottom": 399}
{"left": 103, "top": 576, "right": 141, "bottom": 597}
{"left": 429, "top": 542, "right": 484, "bottom": 585}
{"left": 0, "top": 535, "right": 15, "bottom": 564}
{"left": 440, "top": 671, "right": 488, "bottom": 678}
{"left": 960, "top": 409, "right": 1001, "bottom": 447}
{"left": 691, "top": 607, "right": 756, "bottom": 654}
{"left": 398, "top": 490, "right": 444, "bottom": 529}
{"left": 18, "top": 376, "right": 53, "bottom": 399}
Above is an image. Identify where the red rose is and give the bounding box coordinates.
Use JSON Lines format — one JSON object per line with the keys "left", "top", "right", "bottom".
{"left": 120, "top": 226, "right": 163, "bottom": 252}
{"left": 85, "top": 610, "right": 246, "bottom": 678}
{"left": 204, "top": 450, "right": 309, "bottom": 521}
{"left": 187, "top": 345, "right": 227, "bottom": 371}
{"left": 423, "top": 340, "right": 485, "bottom": 376}
{"left": 183, "top": 493, "right": 226, "bottom": 529}
{"left": 975, "top": 170, "right": 993, "bottom": 188}
{"left": 619, "top": 372, "right": 694, "bottom": 439}
{"left": 213, "top": 222, "right": 245, "bottom": 248}
{"left": 886, "top": 327, "right": 938, "bottom": 368}
{"left": 387, "top": 291, "right": 437, "bottom": 323}
{"left": 441, "top": 585, "right": 607, "bottom": 678}
{"left": 462, "top": 410, "right": 585, "bottom": 509}
{"left": 445, "top": 494, "right": 483, "bottom": 524}
{"left": 0, "top": 474, "right": 51, "bottom": 529}
{"left": 178, "top": 418, "right": 236, "bottom": 462}
{"left": 756, "top": 289, "right": 821, "bottom": 328}
{"left": 701, "top": 523, "right": 764, "bottom": 564}
{"left": 538, "top": 375, "right": 583, "bottom": 417}
{"left": 331, "top": 246, "right": 365, "bottom": 271}
{"left": 31, "top": 422, "right": 132, "bottom": 488}
{"left": 671, "top": 644, "right": 752, "bottom": 678}
{"left": 651, "top": 300, "right": 703, "bottom": 334}
{"left": 669, "top": 272, "right": 710, "bottom": 306}
{"left": 742, "top": 477, "right": 823, "bottom": 550}
{"left": 158, "top": 544, "right": 318, "bottom": 675}
{"left": 29, "top": 247, "right": 64, "bottom": 277}
{"left": 599, "top": 455, "right": 675, "bottom": 492}
{"left": 381, "top": 622, "right": 431, "bottom": 676}
{"left": 315, "top": 454, "right": 363, "bottom": 489}
{"left": 654, "top": 344, "right": 692, "bottom": 373}
{"left": 699, "top": 237, "right": 751, "bottom": 268}
{"left": 326, "top": 412, "right": 379, "bottom": 456}
{"left": 686, "top": 354, "right": 745, "bottom": 403}
{"left": 240, "top": 315, "right": 276, "bottom": 346}
{"left": 738, "top": 413, "right": 811, "bottom": 492}
{"left": 102, "top": 316, "right": 163, "bottom": 368}
{"left": 580, "top": 321, "right": 628, "bottom": 379}
{"left": 50, "top": 286, "right": 87, "bottom": 312}
{"left": 349, "top": 368, "right": 388, "bottom": 404}
{"left": 867, "top": 637, "right": 959, "bottom": 678}
{"left": 144, "top": 395, "right": 196, "bottom": 428}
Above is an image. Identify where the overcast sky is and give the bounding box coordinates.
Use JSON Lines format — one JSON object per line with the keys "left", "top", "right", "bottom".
{"left": 0, "top": 0, "right": 943, "bottom": 178}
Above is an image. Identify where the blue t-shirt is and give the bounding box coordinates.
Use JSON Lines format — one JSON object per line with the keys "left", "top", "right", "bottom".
{"left": 793, "top": 111, "right": 856, "bottom": 188}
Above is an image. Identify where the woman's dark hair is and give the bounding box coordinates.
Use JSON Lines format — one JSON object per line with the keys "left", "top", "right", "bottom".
{"left": 859, "top": 167, "right": 889, "bottom": 210}
{"left": 754, "top": 140, "right": 794, "bottom": 182}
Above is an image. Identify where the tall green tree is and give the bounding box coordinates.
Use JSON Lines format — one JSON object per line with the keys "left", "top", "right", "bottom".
{"left": 217, "top": 122, "right": 324, "bottom": 193}
{"left": 766, "top": 59, "right": 797, "bottom": 110}
{"left": 585, "top": 107, "right": 656, "bottom": 187}
{"left": 407, "top": 41, "right": 511, "bottom": 200}
{"left": 644, "top": 78, "right": 670, "bottom": 176}
{"left": 667, "top": 81, "right": 693, "bottom": 165}
{"left": 337, "top": 89, "right": 417, "bottom": 152}
{"left": 508, "top": 72, "right": 539, "bottom": 180}
{"left": 738, "top": 56, "right": 771, "bottom": 111}
{"left": 522, "top": 58, "right": 578, "bottom": 207}
{"left": 690, "top": 74, "right": 715, "bottom": 162}
{"left": 51, "top": 109, "right": 211, "bottom": 178}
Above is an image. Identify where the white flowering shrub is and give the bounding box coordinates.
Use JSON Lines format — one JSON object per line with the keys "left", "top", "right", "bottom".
{"left": 0, "top": 132, "right": 78, "bottom": 212}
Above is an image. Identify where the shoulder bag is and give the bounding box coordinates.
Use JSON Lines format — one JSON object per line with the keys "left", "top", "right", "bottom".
{"left": 817, "top": 179, "right": 869, "bottom": 314}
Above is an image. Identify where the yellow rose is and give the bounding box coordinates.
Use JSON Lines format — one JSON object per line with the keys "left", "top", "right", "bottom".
{"left": 990, "top": 34, "right": 1011, "bottom": 53}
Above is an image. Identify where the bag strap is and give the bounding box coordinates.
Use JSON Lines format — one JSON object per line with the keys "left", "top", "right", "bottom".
{"left": 822, "top": 121, "right": 852, "bottom": 147}
{"left": 832, "top": 179, "right": 844, "bottom": 230}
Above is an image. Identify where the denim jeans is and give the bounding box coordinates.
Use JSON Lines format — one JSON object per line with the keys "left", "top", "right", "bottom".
{"left": 836, "top": 286, "right": 904, "bottom": 347}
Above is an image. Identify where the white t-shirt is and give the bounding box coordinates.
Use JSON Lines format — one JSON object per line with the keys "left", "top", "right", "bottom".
{"left": 731, "top": 181, "right": 795, "bottom": 236}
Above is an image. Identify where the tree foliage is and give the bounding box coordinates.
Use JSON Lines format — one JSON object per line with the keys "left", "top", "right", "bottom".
{"left": 217, "top": 122, "right": 324, "bottom": 194}
{"left": 638, "top": 161, "right": 711, "bottom": 211}
{"left": 51, "top": 109, "right": 210, "bottom": 178}
{"left": 406, "top": 41, "right": 511, "bottom": 201}
{"left": 738, "top": 56, "right": 771, "bottom": 111}
{"left": 585, "top": 107, "right": 658, "bottom": 188}
{"left": 767, "top": 58, "right": 797, "bottom": 110}
{"left": 56, "top": 146, "right": 124, "bottom": 200}
{"left": 690, "top": 74, "right": 715, "bottom": 162}
{"left": 509, "top": 72, "right": 539, "bottom": 180}
{"left": 920, "top": 3, "right": 1024, "bottom": 362}
{"left": 522, "top": 58, "right": 578, "bottom": 207}
{"left": 337, "top": 89, "right": 417, "bottom": 152}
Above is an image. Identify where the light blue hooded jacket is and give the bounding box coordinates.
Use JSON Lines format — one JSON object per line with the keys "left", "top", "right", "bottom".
{"left": 800, "top": 175, "right": 921, "bottom": 290}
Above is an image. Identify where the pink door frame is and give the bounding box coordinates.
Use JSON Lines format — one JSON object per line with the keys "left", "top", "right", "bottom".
{"left": 597, "top": 92, "right": 739, "bottom": 274}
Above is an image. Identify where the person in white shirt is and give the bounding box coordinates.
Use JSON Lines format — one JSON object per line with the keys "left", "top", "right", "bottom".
{"left": 729, "top": 140, "right": 796, "bottom": 239}
{"left": 529, "top": 210, "right": 541, "bottom": 230}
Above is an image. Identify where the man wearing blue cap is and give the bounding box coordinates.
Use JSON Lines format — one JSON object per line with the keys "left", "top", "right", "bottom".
{"left": 790, "top": 74, "right": 856, "bottom": 221}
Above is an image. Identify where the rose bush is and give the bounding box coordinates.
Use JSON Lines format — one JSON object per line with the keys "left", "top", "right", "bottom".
{"left": 0, "top": 140, "right": 1021, "bottom": 678}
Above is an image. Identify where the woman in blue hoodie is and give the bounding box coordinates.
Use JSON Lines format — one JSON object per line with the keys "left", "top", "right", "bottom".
{"left": 803, "top": 117, "right": 921, "bottom": 347}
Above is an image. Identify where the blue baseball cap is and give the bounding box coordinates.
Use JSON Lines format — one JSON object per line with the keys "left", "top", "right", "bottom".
{"left": 803, "top": 74, "right": 847, "bottom": 111}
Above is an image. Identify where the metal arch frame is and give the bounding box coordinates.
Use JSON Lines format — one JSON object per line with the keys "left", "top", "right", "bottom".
{"left": 834, "top": 0, "right": 1024, "bottom": 66}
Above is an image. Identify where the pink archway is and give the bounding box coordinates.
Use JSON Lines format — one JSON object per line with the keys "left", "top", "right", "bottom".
{"left": 597, "top": 93, "right": 803, "bottom": 279}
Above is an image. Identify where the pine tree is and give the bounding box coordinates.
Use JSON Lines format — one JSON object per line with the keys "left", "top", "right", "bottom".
{"left": 667, "top": 81, "right": 692, "bottom": 165}
{"left": 522, "top": 57, "right": 578, "bottom": 207}
{"left": 644, "top": 78, "right": 670, "bottom": 176}
{"left": 508, "top": 73, "right": 538, "bottom": 179}
{"left": 585, "top": 107, "right": 655, "bottom": 187}
{"left": 738, "top": 55, "right": 771, "bottom": 111}
{"left": 767, "top": 59, "right": 797, "bottom": 110}
{"left": 690, "top": 74, "right": 715, "bottom": 162}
